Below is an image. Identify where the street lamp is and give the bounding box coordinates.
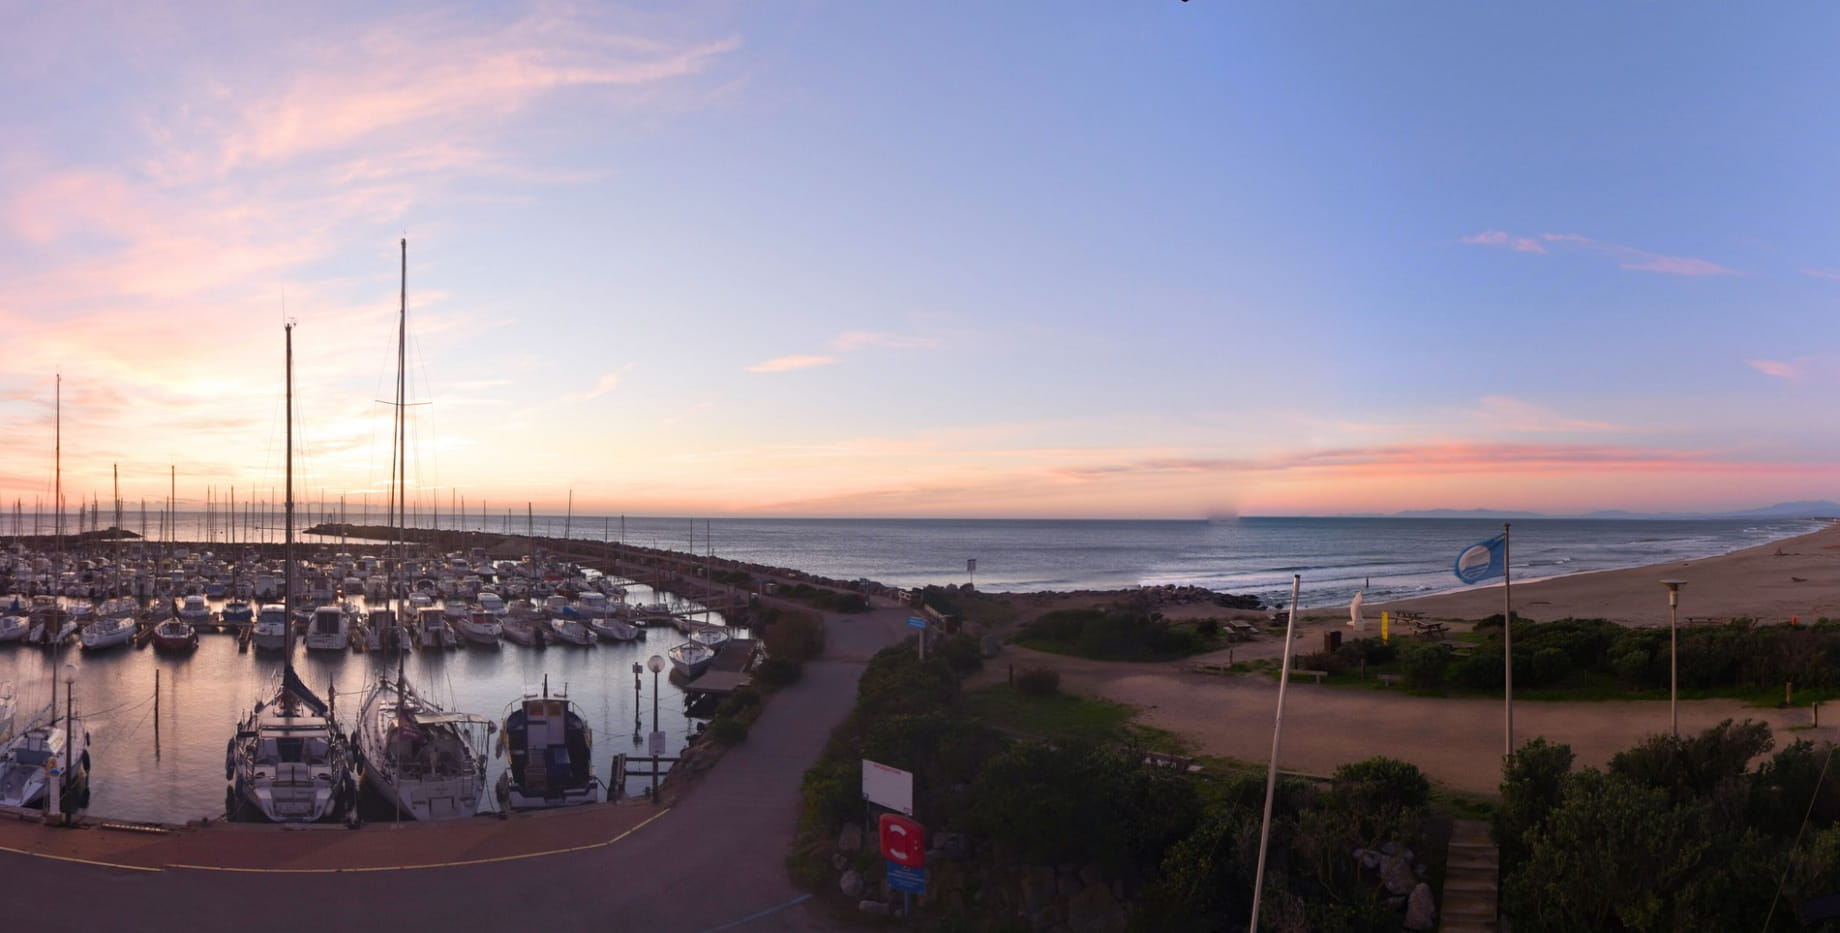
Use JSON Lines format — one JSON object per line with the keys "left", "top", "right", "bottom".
{"left": 60, "top": 663, "right": 76, "bottom": 822}
{"left": 646, "top": 654, "right": 666, "bottom": 802}
{"left": 1661, "top": 580, "right": 1685, "bottom": 738}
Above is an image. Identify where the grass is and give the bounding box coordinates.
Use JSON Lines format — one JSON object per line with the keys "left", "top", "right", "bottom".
{"left": 966, "top": 683, "right": 1187, "bottom": 753}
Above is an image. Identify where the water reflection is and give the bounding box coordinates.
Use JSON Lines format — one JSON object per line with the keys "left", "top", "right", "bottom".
{"left": 0, "top": 588, "right": 715, "bottom": 824}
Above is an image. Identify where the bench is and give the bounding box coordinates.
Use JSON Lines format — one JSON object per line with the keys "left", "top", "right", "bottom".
{"left": 1377, "top": 673, "right": 1401, "bottom": 687}
{"left": 1190, "top": 662, "right": 1233, "bottom": 676}
{"left": 1686, "top": 616, "right": 1734, "bottom": 626}
{"left": 1144, "top": 751, "right": 1197, "bottom": 772}
{"left": 1410, "top": 619, "right": 1448, "bottom": 640}
{"left": 1293, "top": 668, "right": 1328, "bottom": 684}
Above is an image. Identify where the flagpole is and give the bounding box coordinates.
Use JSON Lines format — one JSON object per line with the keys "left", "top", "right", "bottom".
{"left": 1250, "top": 574, "right": 1302, "bottom": 932}
{"left": 1503, "top": 521, "right": 1513, "bottom": 758}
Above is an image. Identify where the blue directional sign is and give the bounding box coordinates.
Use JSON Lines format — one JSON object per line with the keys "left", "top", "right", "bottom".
{"left": 907, "top": 616, "right": 927, "bottom": 629}
{"left": 886, "top": 861, "right": 926, "bottom": 894}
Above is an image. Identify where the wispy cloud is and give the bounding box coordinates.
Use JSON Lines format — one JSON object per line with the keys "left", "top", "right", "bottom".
{"left": 1801, "top": 268, "right": 1840, "bottom": 281}
{"left": 829, "top": 331, "right": 941, "bottom": 351}
{"left": 1470, "top": 396, "right": 1618, "bottom": 433}
{"left": 1461, "top": 230, "right": 1545, "bottom": 254}
{"left": 1748, "top": 359, "right": 1805, "bottom": 380}
{"left": 747, "top": 329, "right": 940, "bottom": 374}
{"left": 1463, "top": 228, "right": 1737, "bottom": 277}
{"left": 566, "top": 371, "right": 625, "bottom": 402}
{"left": 747, "top": 355, "right": 838, "bottom": 373}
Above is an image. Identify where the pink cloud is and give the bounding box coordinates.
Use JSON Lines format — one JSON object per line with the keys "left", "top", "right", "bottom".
{"left": 1472, "top": 396, "right": 1617, "bottom": 433}
{"left": 829, "top": 331, "right": 941, "bottom": 351}
{"left": 1747, "top": 359, "right": 1803, "bottom": 380}
{"left": 747, "top": 355, "right": 838, "bottom": 373}
{"left": 1801, "top": 268, "right": 1840, "bottom": 281}
{"left": 1461, "top": 230, "right": 1546, "bottom": 254}
{"left": 1538, "top": 232, "right": 1737, "bottom": 277}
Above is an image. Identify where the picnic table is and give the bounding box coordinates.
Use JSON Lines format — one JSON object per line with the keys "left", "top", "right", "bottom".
{"left": 1398, "top": 612, "right": 1447, "bottom": 639}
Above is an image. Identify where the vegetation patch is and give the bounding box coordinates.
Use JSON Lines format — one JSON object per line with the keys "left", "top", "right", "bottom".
{"left": 1013, "top": 607, "right": 1221, "bottom": 661}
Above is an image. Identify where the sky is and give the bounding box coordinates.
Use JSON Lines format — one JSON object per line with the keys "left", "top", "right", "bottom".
{"left": 2, "top": 2, "right": 1839, "bottom": 520}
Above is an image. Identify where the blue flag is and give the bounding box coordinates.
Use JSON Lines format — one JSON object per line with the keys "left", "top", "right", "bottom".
{"left": 1454, "top": 534, "right": 1507, "bottom": 584}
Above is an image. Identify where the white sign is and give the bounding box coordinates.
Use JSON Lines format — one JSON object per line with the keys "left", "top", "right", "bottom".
{"left": 862, "top": 759, "right": 914, "bottom": 816}
{"left": 650, "top": 731, "right": 667, "bottom": 756}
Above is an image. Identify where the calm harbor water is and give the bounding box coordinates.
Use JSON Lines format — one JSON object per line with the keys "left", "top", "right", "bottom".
{"left": 0, "top": 585, "right": 716, "bottom": 824}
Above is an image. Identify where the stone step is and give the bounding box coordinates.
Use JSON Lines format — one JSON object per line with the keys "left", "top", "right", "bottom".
{"left": 1438, "top": 922, "right": 1499, "bottom": 933}
{"left": 1447, "top": 853, "right": 1499, "bottom": 873}
{"left": 1443, "top": 901, "right": 1500, "bottom": 921}
{"left": 1443, "top": 876, "right": 1499, "bottom": 897}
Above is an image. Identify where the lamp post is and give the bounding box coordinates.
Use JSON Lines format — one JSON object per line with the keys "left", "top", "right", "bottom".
{"left": 646, "top": 654, "right": 665, "bottom": 802}
{"left": 60, "top": 663, "right": 76, "bottom": 822}
{"left": 1661, "top": 579, "right": 1685, "bottom": 738}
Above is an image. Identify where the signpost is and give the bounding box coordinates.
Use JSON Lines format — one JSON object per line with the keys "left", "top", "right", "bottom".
{"left": 908, "top": 616, "right": 927, "bottom": 661}
{"left": 861, "top": 759, "right": 914, "bottom": 816}
{"left": 880, "top": 813, "right": 927, "bottom": 916}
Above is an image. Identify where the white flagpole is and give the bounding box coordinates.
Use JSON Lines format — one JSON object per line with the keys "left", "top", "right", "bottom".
{"left": 1503, "top": 522, "right": 1513, "bottom": 758}
{"left": 1250, "top": 573, "right": 1302, "bottom": 931}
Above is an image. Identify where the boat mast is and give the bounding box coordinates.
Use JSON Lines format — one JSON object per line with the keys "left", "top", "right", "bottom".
{"left": 395, "top": 237, "right": 409, "bottom": 699}
{"left": 284, "top": 322, "right": 297, "bottom": 672}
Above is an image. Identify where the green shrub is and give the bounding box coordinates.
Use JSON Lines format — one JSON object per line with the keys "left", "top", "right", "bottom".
{"left": 715, "top": 685, "right": 760, "bottom": 719}
{"left": 1399, "top": 642, "right": 1452, "bottom": 690}
{"left": 709, "top": 717, "right": 749, "bottom": 745}
{"left": 1016, "top": 667, "right": 1061, "bottom": 696}
{"left": 1018, "top": 608, "right": 1209, "bottom": 662}
{"left": 763, "top": 609, "right": 827, "bottom": 662}
{"left": 1197, "top": 619, "right": 1221, "bottom": 638}
{"left": 755, "top": 656, "right": 803, "bottom": 686}
{"left": 935, "top": 632, "right": 985, "bottom": 675}
{"left": 1531, "top": 647, "right": 1571, "bottom": 687}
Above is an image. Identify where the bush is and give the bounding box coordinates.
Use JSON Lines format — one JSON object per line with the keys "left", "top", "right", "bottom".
{"left": 709, "top": 717, "right": 749, "bottom": 745}
{"left": 1017, "top": 608, "right": 1209, "bottom": 662}
{"left": 935, "top": 632, "right": 985, "bottom": 675}
{"left": 715, "top": 686, "right": 760, "bottom": 719}
{"left": 1196, "top": 619, "right": 1221, "bottom": 638}
{"left": 763, "top": 609, "right": 827, "bottom": 663}
{"left": 1399, "top": 642, "right": 1451, "bottom": 690}
{"left": 755, "top": 656, "right": 803, "bottom": 686}
{"left": 1531, "top": 647, "right": 1570, "bottom": 687}
{"left": 1016, "top": 667, "right": 1061, "bottom": 696}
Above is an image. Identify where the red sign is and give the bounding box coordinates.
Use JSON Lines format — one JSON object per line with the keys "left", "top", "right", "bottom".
{"left": 878, "top": 813, "right": 925, "bottom": 868}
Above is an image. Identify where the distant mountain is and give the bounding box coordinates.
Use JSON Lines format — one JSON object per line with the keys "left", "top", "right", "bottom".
{"left": 1707, "top": 500, "right": 1840, "bottom": 519}
{"left": 1392, "top": 508, "right": 1550, "bottom": 519}
{"left": 1384, "top": 501, "right": 1840, "bottom": 520}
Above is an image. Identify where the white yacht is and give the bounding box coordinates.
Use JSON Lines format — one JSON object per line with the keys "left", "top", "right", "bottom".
{"left": 78, "top": 616, "right": 135, "bottom": 651}
{"left": 357, "top": 675, "right": 491, "bottom": 820}
{"left": 304, "top": 604, "right": 353, "bottom": 652}
{"left": 0, "top": 703, "right": 88, "bottom": 811}
{"left": 0, "top": 615, "right": 29, "bottom": 644}
{"left": 251, "top": 604, "right": 289, "bottom": 652}
{"left": 668, "top": 640, "right": 716, "bottom": 679}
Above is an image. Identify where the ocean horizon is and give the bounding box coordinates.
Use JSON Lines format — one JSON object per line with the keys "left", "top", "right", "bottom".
{"left": 29, "top": 510, "right": 1819, "bottom": 611}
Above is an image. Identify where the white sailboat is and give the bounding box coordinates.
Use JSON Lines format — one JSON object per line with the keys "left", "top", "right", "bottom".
{"left": 356, "top": 239, "right": 492, "bottom": 821}
{"left": 0, "top": 696, "right": 88, "bottom": 812}
{"left": 225, "top": 322, "right": 357, "bottom": 824}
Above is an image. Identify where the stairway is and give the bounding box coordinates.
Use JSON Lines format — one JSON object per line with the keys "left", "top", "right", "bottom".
{"left": 1439, "top": 819, "right": 1500, "bottom": 932}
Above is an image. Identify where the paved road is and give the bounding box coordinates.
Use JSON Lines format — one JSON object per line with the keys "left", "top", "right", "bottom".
{"left": 0, "top": 606, "right": 910, "bottom": 933}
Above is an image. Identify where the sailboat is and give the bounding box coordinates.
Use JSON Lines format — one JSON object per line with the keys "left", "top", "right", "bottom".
{"left": 225, "top": 322, "right": 357, "bottom": 824}
{"left": 0, "top": 690, "right": 89, "bottom": 812}
{"left": 355, "top": 239, "right": 493, "bottom": 820}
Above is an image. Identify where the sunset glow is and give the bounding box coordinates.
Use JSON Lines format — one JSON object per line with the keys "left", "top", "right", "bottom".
{"left": 4, "top": 4, "right": 1838, "bottom": 519}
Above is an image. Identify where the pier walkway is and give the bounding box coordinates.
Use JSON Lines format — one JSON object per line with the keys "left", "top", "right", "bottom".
{"left": 0, "top": 603, "right": 913, "bottom": 933}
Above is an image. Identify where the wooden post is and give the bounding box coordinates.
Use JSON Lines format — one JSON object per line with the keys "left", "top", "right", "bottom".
{"left": 154, "top": 668, "right": 160, "bottom": 759}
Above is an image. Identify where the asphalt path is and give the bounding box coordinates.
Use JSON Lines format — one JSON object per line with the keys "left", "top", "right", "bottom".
{"left": 0, "top": 605, "right": 911, "bottom": 933}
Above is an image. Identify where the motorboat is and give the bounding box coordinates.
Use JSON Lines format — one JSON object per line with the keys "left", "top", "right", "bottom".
{"left": 175, "top": 594, "right": 215, "bottom": 628}
{"left": 364, "top": 608, "right": 411, "bottom": 652}
{"left": 151, "top": 618, "right": 198, "bottom": 652}
{"left": 29, "top": 607, "right": 74, "bottom": 648}
{"left": 0, "top": 703, "right": 88, "bottom": 811}
{"left": 495, "top": 677, "right": 599, "bottom": 810}
{"left": 78, "top": 616, "right": 135, "bottom": 651}
{"left": 454, "top": 610, "right": 503, "bottom": 647}
{"left": 251, "top": 604, "right": 289, "bottom": 652}
{"left": 501, "top": 603, "right": 545, "bottom": 647}
{"left": 304, "top": 604, "right": 353, "bottom": 652}
{"left": 668, "top": 640, "right": 716, "bottom": 679}
{"left": 415, "top": 607, "right": 457, "bottom": 649}
{"left": 0, "top": 615, "right": 29, "bottom": 644}
{"left": 588, "top": 617, "right": 642, "bottom": 642}
{"left": 546, "top": 614, "right": 597, "bottom": 647}
{"left": 688, "top": 625, "right": 731, "bottom": 650}
{"left": 221, "top": 599, "right": 254, "bottom": 627}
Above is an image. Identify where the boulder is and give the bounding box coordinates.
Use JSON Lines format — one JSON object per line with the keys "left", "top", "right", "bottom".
{"left": 838, "top": 823, "right": 863, "bottom": 852}
{"left": 1067, "top": 882, "right": 1128, "bottom": 933}
{"left": 1022, "top": 865, "right": 1058, "bottom": 912}
{"left": 1404, "top": 882, "right": 1437, "bottom": 931}
{"left": 1380, "top": 855, "right": 1416, "bottom": 896}
{"left": 831, "top": 852, "right": 848, "bottom": 870}
{"left": 840, "top": 870, "right": 864, "bottom": 898}
{"left": 858, "top": 899, "right": 890, "bottom": 917}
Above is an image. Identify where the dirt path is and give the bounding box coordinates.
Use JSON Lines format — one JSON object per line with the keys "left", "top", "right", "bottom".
{"left": 981, "top": 641, "right": 1834, "bottom": 795}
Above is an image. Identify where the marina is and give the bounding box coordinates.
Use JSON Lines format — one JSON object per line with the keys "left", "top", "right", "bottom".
{"left": 0, "top": 538, "right": 745, "bottom": 825}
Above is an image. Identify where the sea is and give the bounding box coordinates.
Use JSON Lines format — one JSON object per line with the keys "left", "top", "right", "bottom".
{"left": 1, "top": 512, "right": 1818, "bottom": 823}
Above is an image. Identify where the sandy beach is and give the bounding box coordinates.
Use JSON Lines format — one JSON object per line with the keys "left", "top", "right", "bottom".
{"left": 974, "top": 521, "right": 1840, "bottom": 795}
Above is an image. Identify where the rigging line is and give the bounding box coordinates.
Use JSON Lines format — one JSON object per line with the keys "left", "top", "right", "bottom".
{"left": 76, "top": 690, "right": 156, "bottom": 721}
{"left": 117, "top": 695, "right": 157, "bottom": 744}
{"left": 1761, "top": 737, "right": 1838, "bottom": 931}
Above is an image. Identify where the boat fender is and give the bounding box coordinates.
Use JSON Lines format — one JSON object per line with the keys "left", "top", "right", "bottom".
{"left": 80, "top": 750, "right": 90, "bottom": 772}
{"left": 350, "top": 731, "right": 360, "bottom": 751}
{"left": 225, "top": 738, "right": 235, "bottom": 781}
